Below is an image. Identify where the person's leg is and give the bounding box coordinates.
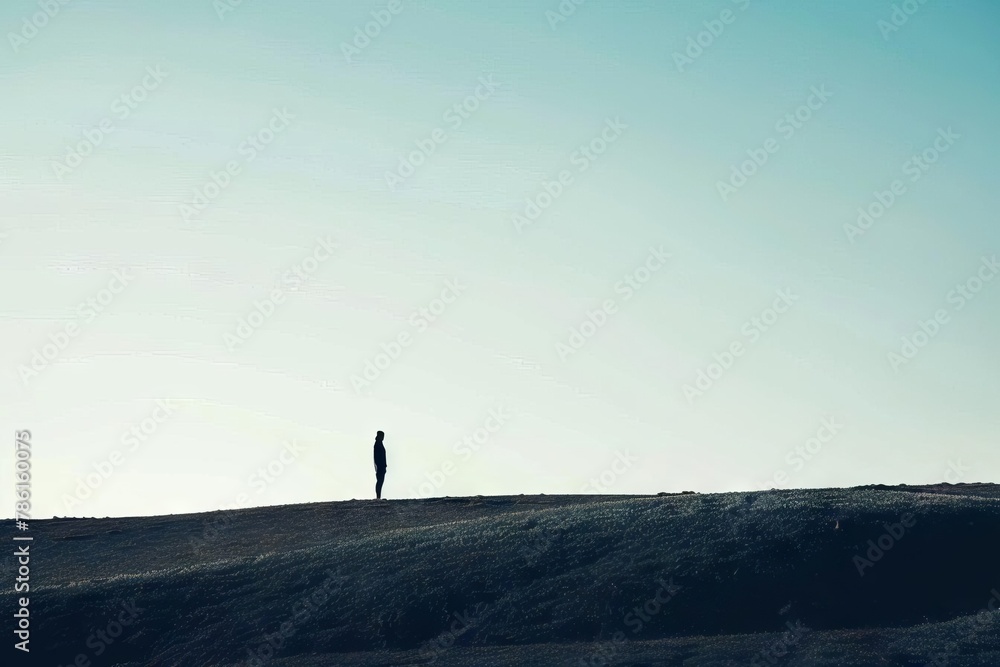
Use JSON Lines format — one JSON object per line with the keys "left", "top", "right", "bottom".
{"left": 375, "top": 470, "right": 385, "bottom": 499}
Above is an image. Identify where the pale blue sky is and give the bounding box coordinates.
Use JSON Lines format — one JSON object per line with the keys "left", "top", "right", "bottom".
{"left": 1, "top": 0, "right": 997, "bottom": 518}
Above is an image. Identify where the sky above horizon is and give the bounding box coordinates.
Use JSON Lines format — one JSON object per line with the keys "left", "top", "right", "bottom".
{"left": 1, "top": 0, "right": 998, "bottom": 519}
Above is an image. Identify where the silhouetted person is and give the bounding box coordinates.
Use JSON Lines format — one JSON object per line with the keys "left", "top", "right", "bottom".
{"left": 374, "top": 430, "right": 387, "bottom": 499}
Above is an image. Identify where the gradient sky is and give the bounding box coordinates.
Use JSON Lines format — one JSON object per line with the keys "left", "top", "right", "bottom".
{"left": 1, "top": 0, "right": 998, "bottom": 519}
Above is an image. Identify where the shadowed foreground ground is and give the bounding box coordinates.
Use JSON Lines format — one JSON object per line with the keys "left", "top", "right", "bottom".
{"left": 8, "top": 484, "right": 1000, "bottom": 666}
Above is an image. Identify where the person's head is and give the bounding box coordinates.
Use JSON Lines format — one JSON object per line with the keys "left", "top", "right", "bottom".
{"left": 375, "top": 430, "right": 384, "bottom": 443}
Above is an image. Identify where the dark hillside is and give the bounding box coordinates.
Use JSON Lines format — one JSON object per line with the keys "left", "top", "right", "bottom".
{"left": 8, "top": 484, "right": 999, "bottom": 666}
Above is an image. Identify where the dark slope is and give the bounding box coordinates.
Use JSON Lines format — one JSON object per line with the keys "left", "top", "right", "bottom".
{"left": 8, "top": 484, "right": 1000, "bottom": 666}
